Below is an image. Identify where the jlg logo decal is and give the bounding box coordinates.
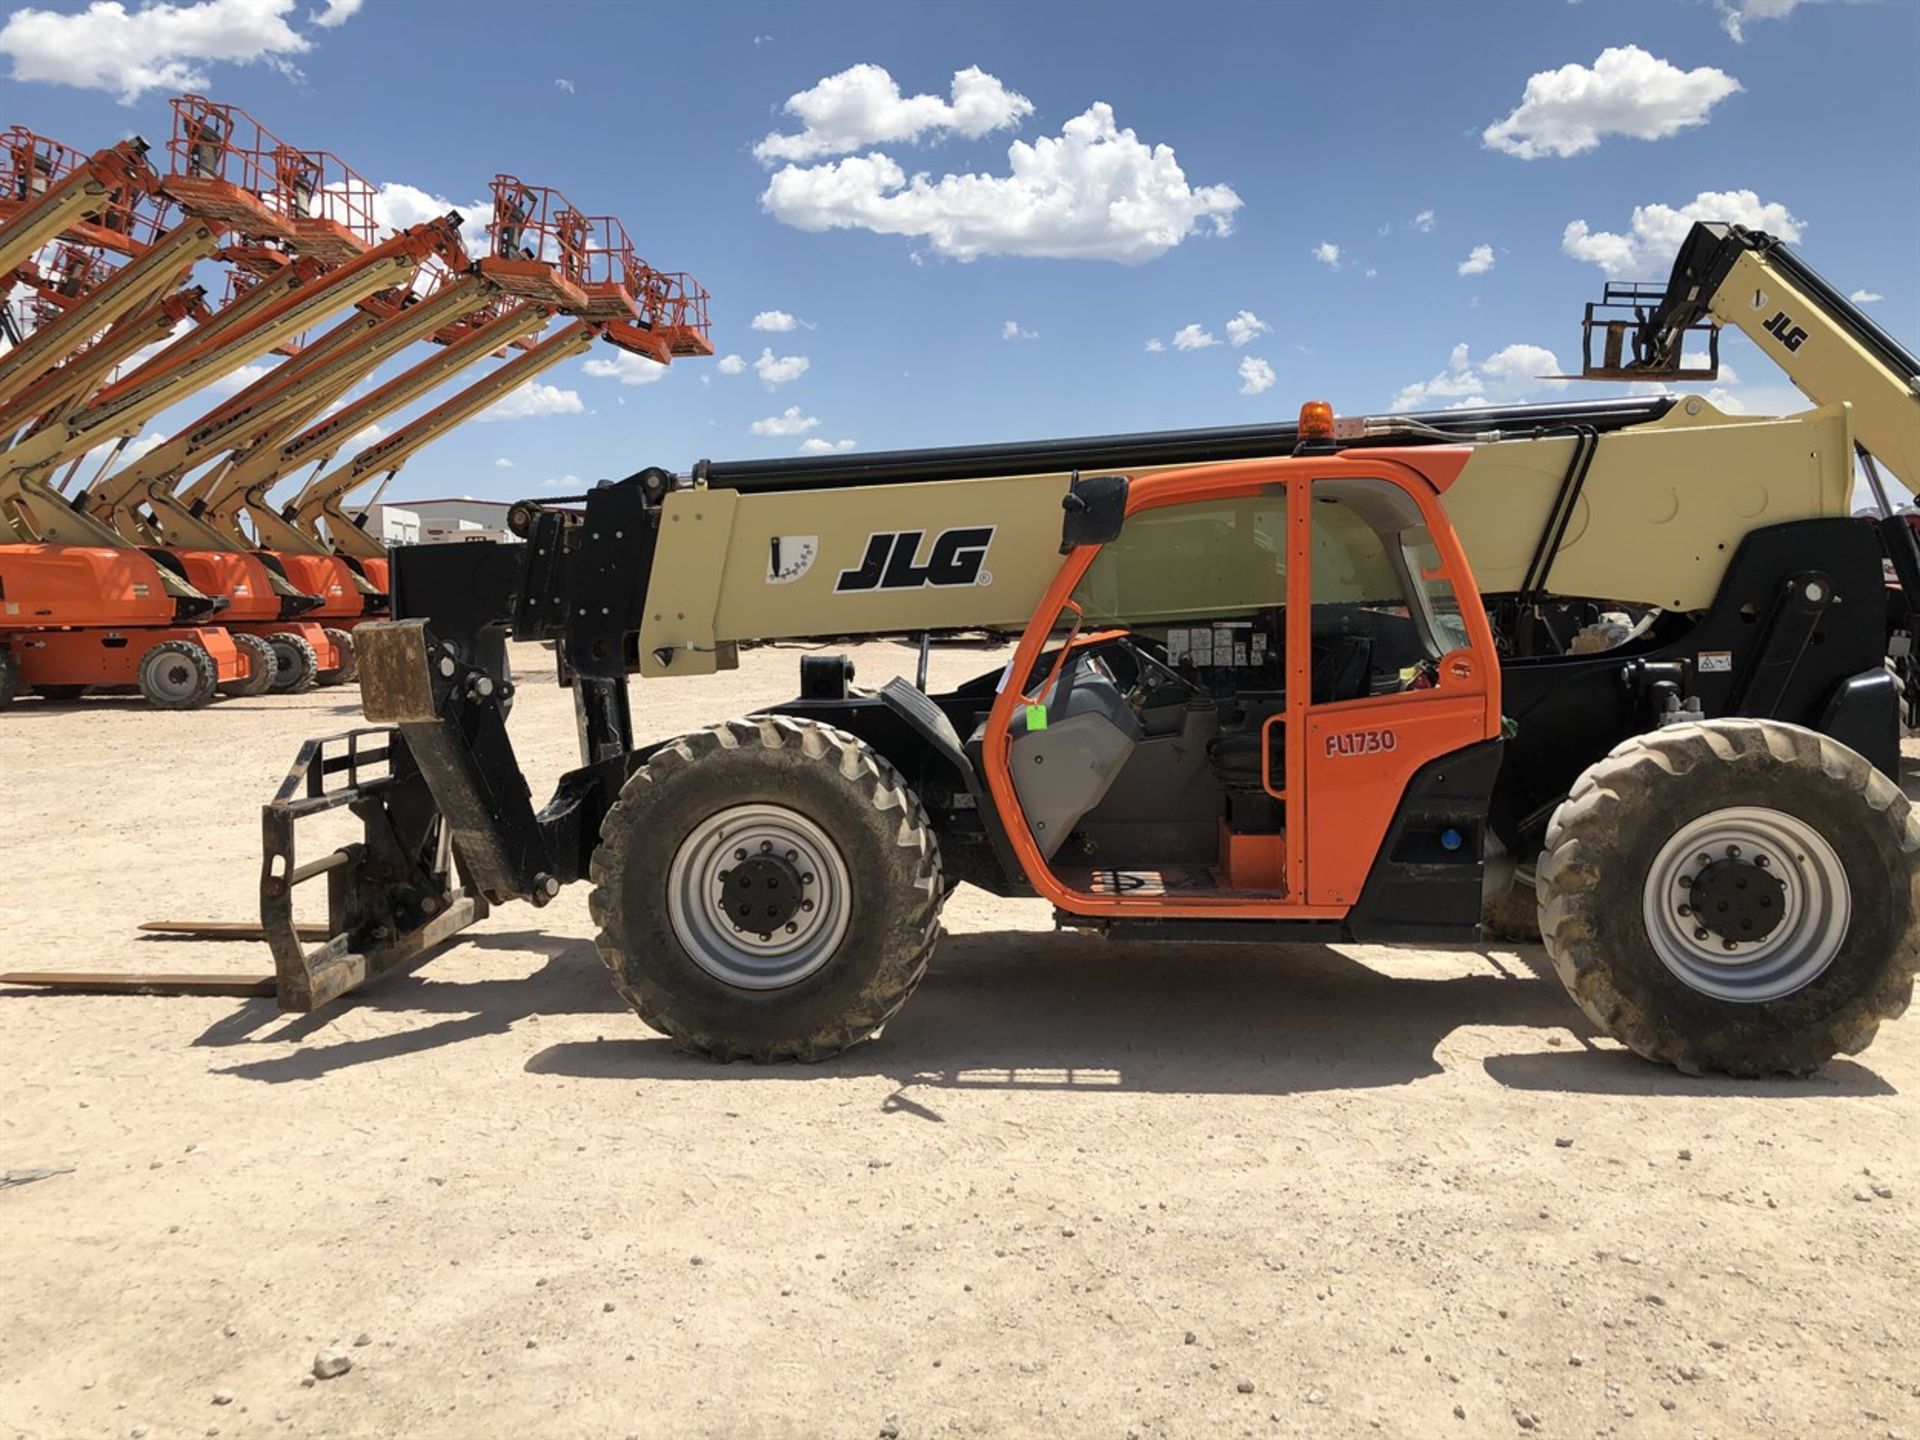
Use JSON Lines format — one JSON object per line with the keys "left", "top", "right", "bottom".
{"left": 835, "top": 527, "right": 995, "bottom": 593}
{"left": 1762, "top": 308, "right": 1808, "bottom": 353}
{"left": 1326, "top": 728, "right": 1397, "bottom": 758}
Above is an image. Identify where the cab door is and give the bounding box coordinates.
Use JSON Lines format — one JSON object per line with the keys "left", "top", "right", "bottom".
{"left": 1294, "top": 468, "right": 1500, "bottom": 908}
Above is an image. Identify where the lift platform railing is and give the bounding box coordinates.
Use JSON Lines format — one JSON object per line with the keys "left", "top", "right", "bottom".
{"left": 478, "top": 175, "right": 590, "bottom": 311}
{"left": 634, "top": 265, "right": 713, "bottom": 356}
{"left": 570, "top": 213, "right": 641, "bottom": 321}
{"left": 271, "top": 144, "right": 375, "bottom": 260}
{"left": 0, "top": 128, "right": 162, "bottom": 262}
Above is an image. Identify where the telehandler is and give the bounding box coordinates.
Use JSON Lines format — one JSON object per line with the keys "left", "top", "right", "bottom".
{"left": 261, "top": 224, "right": 1918, "bottom": 1078}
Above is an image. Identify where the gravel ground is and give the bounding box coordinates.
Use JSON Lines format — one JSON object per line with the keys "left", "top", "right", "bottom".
{"left": 2, "top": 637, "right": 1918, "bottom": 1440}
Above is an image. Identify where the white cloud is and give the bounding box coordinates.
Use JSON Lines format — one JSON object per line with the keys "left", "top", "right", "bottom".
{"left": 1143, "top": 337, "right": 1164, "bottom": 353}
{"left": 542, "top": 473, "right": 580, "bottom": 489}
{"left": 0, "top": 0, "right": 336, "bottom": 103}
{"left": 369, "top": 181, "right": 493, "bottom": 257}
{"left": 1312, "top": 242, "right": 1340, "bottom": 268}
{"left": 209, "top": 361, "right": 274, "bottom": 396}
{"left": 1171, "top": 323, "right": 1217, "bottom": 351}
{"left": 345, "top": 422, "right": 384, "bottom": 449}
{"left": 1001, "top": 319, "right": 1037, "bottom": 341}
{"left": 799, "top": 437, "right": 858, "bottom": 455}
{"left": 494, "top": 457, "right": 515, "bottom": 468}
{"left": 1483, "top": 46, "right": 1741, "bottom": 160}
{"left": 751, "top": 406, "right": 819, "bottom": 437}
{"left": 1458, "top": 244, "right": 1495, "bottom": 276}
{"left": 1715, "top": 0, "right": 1859, "bottom": 42}
{"left": 477, "top": 381, "right": 584, "bottom": 422}
{"left": 752, "top": 347, "right": 809, "bottom": 388}
{"left": 1364, "top": 267, "right": 1378, "bottom": 279}
{"left": 1850, "top": 289, "right": 1883, "bottom": 304}
{"left": 761, "top": 100, "right": 1242, "bottom": 264}
{"left": 311, "top": 0, "right": 359, "bottom": 24}
{"left": 750, "top": 309, "right": 798, "bottom": 331}
{"left": 1225, "top": 310, "right": 1270, "bottom": 348}
{"left": 1390, "top": 341, "right": 1569, "bottom": 412}
{"left": 1412, "top": 209, "right": 1436, "bottom": 233}
{"left": 715, "top": 353, "right": 746, "bottom": 376}
{"left": 1563, "top": 189, "right": 1804, "bottom": 278}
{"left": 1237, "top": 357, "right": 1276, "bottom": 396}
{"left": 554, "top": 77, "right": 574, "bottom": 93}
{"left": 754, "top": 63, "right": 1034, "bottom": 164}
{"left": 581, "top": 350, "right": 668, "bottom": 386}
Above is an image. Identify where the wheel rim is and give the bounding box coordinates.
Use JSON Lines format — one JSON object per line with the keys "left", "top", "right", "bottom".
{"left": 269, "top": 640, "right": 304, "bottom": 687}
{"left": 1641, "top": 806, "right": 1850, "bottom": 1003}
{"left": 146, "top": 652, "right": 201, "bottom": 702}
{"left": 666, "top": 803, "right": 852, "bottom": 990}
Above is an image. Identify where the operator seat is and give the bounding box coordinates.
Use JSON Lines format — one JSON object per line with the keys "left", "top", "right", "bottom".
{"left": 1007, "top": 652, "right": 1142, "bottom": 860}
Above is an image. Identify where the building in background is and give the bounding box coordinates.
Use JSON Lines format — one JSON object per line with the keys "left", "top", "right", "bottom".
{"left": 362, "top": 504, "right": 420, "bottom": 545}
{"left": 383, "top": 496, "right": 523, "bottom": 544}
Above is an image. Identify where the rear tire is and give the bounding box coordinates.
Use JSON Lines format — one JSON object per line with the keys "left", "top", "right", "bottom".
{"left": 221, "top": 632, "right": 278, "bottom": 697}
{"left": 31, "top": 684, "right": 90, "bottom": 702}
{"left": 589, "top": 716, "right": 943, "bottom": 1061}
{"left": 265, "top": 631, "right": 318, "bottom": 694}
{"left": 137, "top": 640, "right": 217, "bottom": 710}
{"left": 317, "top": 627, "right": 357, "bottom": 687}
{"left": 1538, "top": 719, "right": 1919, "bottom": 1076}
{"left": 0, "top": 648, "right": 20, "bottom": 707}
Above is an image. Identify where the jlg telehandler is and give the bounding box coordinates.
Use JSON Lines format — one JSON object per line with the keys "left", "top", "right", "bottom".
{"left": 261, "top": 224, "right": 1918, "bottom": 1078}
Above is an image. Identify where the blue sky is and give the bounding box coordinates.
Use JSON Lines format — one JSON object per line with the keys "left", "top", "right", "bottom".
{"left": 4, "top": 0, "right": 1916, "bottom": 505}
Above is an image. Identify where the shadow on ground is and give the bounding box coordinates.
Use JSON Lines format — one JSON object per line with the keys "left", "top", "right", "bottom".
{"left": 177, "top": 918, "right": 1894, "bottom": 1101}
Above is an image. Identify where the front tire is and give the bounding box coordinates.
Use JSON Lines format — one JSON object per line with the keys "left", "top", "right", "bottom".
{"left": 221, "top": 632, "right": 278, "bottom": 697}
{"left": 137, "top": 640, "right": 217, "bottom": 710}
{"left": 265, "top": 631, "right": 318, "bottom": 694}
{"left": 317, "top": 627, "right": 357, "bottom": 687}
{"left": 589, "top": 716, "right": 943, "bottom": 1061}
{"left": 1538, "top": 719, "right": 1919, "bottom": 1076}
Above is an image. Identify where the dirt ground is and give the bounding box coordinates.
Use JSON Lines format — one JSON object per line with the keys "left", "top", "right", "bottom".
{"left": 3, "top": 636, "right": 1919, "bottom": 1440}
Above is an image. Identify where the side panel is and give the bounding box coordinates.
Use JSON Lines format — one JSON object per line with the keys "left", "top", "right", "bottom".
{"left": 0, "top": 544, "right": 177, "bottom": 628}
{"left": 1440, "top": 402, "right": 1853, "bottom": 609}
{"left": 1303, "top": 694, "right": 1492, "bottom": 907}
{"left": 644, "top": 474, "right": 1074, "bottom": 672}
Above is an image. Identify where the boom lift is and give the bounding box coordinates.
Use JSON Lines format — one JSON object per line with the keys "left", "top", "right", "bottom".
{"left": 0, "top": 102, "right": 456, "bottom": 706}
{"left": 83, "top": 244, "right": 489, "bottom": 689}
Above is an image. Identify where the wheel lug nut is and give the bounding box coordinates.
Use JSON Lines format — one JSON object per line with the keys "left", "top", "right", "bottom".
{"left": 760, "top": 840, "right": 773, "bottom": 853}
{"left": 1697, "top": 853, "right": 1712, "bottom": 866}
{"left": 759, "top": 932, "right": 772, "bottom": 942}
{"left": 801, "top": 873, "right": 814, "bottom": 885}
{"left": 735, "top": 848, "right": 747, "bottom": 861}
{"left": 1677, "top": 875, "right": 1693, "bottom": 889}
{"left": 1677, "top": 904, "right": 1692, "bottom": 917}
{"left": 1726, "top": 844, "right": 1741, "bottom": 858}
{"left": 785, "top": 923, "right": 798, "bottom": 934}
{"left": 801, "top": 899, "right": 814, "bottom": 912}
{"left": 1722, "top": 939, "right": 1738, "bottom": 951}
{"left": 786, "top": 849, "right": 798, "bottom": 861}
{"left": 719, "top": 870, "right": 731, "bottom": 882}
{"left": 1694, "top": 926, "right": 1709, "bottom": 941}
{"left": 1754, "top": 855, "right": 1769, "bottom": 868}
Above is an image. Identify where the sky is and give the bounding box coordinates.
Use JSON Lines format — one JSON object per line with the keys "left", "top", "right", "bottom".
{"left": 3, "top": 0, "right": 1917, "bottom": 507}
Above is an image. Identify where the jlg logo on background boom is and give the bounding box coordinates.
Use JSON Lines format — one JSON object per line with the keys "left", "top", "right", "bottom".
{"left": 836, "top": 527, "right": 995, "bottom": 593}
